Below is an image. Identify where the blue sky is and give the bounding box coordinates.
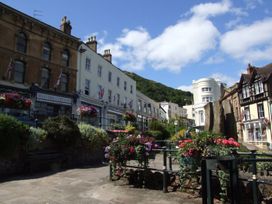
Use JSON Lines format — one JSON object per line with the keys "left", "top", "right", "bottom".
{"left": 2, "top": 0, "right": 272, "bottom": 92}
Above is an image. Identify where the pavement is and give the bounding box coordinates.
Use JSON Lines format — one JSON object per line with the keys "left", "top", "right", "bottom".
{"left": 0, "top": 165, "right": 202, "bottom": 204}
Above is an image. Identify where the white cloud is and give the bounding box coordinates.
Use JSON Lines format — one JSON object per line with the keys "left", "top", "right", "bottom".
{"left": 190, "top": 0, "right": 231, "bottom": 18}
{"left": 220, "top": 18, "right": 272, "bottom": 62}
{"left": 146, "top": 17, "right": 219, "bottom": 72}
{"left": 205, "top": 54, "right": 224, "bottom": 64}
{"left": 210, "top": 73, "right": 239, "bottom": 86}
{"left": 96, "top": 0, "right": 231, "bottom": 72}
{"left": 177, "top": 85, "right": 193, "bottom": 93}
{"left": 244, "top": 0, "right": 263, "bottom": 10}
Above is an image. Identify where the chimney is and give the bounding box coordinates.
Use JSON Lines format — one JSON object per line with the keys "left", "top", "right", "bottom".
{"left": 103, "top": 49, "right": 112, "bottom": 63}
{"left": 86, "top": 36, "right": 97, "bottom": 53}
{"left": 247, "top": 63, "right": 254, "bottom": 74}
{"left": 60, "top": 16, "right": 72, "bottom": 35}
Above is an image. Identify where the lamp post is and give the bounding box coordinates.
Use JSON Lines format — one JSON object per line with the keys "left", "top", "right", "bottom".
{"left": 174, "top": 120, "right": 178, "bottom": 133}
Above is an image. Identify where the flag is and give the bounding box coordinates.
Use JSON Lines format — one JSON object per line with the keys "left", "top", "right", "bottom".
{"left": 128, "top": 100, "right": 133, "bottom": 108}
{"left": 5, "top": 58, "right": 14, "bottom": 80}
{"left": 54, "top": 69, "right": 63, "bottom": 88}
{"left": 98, "top": 86, "right": 104, "bottom": 99}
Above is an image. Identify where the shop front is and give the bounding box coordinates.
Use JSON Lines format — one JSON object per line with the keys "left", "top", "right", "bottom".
{"left": 33, "top": 92, "right": 73, "bottom": 121}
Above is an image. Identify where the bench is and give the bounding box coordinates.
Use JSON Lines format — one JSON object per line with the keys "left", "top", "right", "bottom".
{"left": 24, "top": 150, "right": 66, "bottom": 173}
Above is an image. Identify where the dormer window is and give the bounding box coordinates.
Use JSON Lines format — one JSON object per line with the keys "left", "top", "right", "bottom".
{"left": 242, "top": 85, "right": 250, "bottom": 98}
{"left": 254, "top": 81, "right": 264, "bottom": 95}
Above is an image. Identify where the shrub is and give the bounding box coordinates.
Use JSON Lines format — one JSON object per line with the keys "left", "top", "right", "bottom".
{"left": 0, "top": 114, "right": 29, "bottom": 158}
{"left": 78, "top": 123, "right": 108, "bottom": 150}
{"left": 27, "top": 127, "right": 47, "bottom": 151}
{"left": 43, "top": 116, "right": 80, "bottom": 147}
{"left": 148, "top": 119, "right": 170, "bottom": 140}
{"left": 170, "top": 129, "right": 186, "bottom": 141}
{"left": 125, "top": 123, "right": 136, "bottom": 134}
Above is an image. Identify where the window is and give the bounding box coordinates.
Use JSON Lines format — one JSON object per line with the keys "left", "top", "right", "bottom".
{"left": 245, "top": 122, "right": 267, "bottom": 142}
{"left": 85, "top": 58, "right": 91, "bottom": 71}
{"left": 60, "top": 73, "right": 68, "bottom": 92}
{"left": 61, "top": 49, "right": 70, "bottom": 67}
{"left": 199, "top": 110, "right": 204, "bottom": 123}
{"left": 138, "top": 100, "right": 142, "bottom": 111}
{"left": 254, "top": 81, "right": 264, "bottom": 95}
{"left": 130, "top": 85, "right": 133, "bottom": 94}
{"left": 84, "top": 79, "right": 90, "bottom": 95}
{"left": 16, "top": 32, "right": 27, "bottom": 53}
{"left": 42, "top": 42, "right": 51, "bottom": 61}
{"left": 117, "top": 77, "right": 120, "bottom": 87}
{"left": 242, "top": 85, "right": 250, "bottom": 98}
{"left": 202, "top": 87, "right": 211, "bottom": 92}
{"left": 257, "top": 103, "right": 264, "bottom": 118}
{"left": 202, "top": 96, "right": 212, "bottom": 102}
{"left": 41, "top": 68, "right": 50, "bottom": 88}
{"left": 143, "top": 103, "right": 147, "bottom": 113}
{"left": 14, "top": 60, "right": 25, "bottom": 83}
{"left": 108, "top": 71, "right": 112, "bottom": 82}
{"left": 243, "top": 107, "right": 250, "bottom": 121}
{"left": 98, "top": 65, "right": 102, "bottom": 77}
{"left": 108, "top": 89, "right": 112, "bottom": 103}
{"left": 124, "top": 81, "right": 127, "bottom": 91}
{"left": 117, "top": 94, "right": 120, "bottom": 106}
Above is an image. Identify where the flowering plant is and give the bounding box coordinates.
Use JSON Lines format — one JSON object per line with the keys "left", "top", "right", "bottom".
{"left": 123, "top": 111, "right": 136, "bottom": 122}
{"left": 0, "top": 92, "right": 32, "bottom": 109}
{"left": 107, "top": 134, "right": 155, "bottom": 178}
{"left": 77, "top": 105, "right": 97, "bottom": 117}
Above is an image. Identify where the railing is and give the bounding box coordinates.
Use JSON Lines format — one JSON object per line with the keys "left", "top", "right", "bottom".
{"left": 202, "top": 150, "right": 272, "bottom": 204}
{"left": 109, "top": 141, "right": 179, "bottom": 193}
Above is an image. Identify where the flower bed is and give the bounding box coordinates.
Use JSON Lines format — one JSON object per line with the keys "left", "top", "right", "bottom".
{"left": 77, "top": 105, "right": 97, "bottom": 117}
{"left": 106, "top": 134, "right": 156, "bottom": 178}
{"left": 0, "top": 92, "right": 31, "bottom": 109}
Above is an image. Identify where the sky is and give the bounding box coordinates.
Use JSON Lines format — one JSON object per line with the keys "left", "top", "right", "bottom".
{"left": 2, "top": 0, "right": 272, "bottom": 92}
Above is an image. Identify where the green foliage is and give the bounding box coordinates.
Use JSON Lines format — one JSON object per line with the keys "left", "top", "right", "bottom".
{"left": 148, "top": 119, "right": 170, "bottom": 140}
{"left": 170, "top": 129, "right": 186, "bottom": 142}
{"left": 27, "top": 127, "right": 47, "bottom": 151}
{"left": 110, "top": 123, "right": 125, "bottom": 130}
{"left": 78, "top": 123, "right": 108, "bottom": 150}
{"left": 125, "top": 123, "right": 136, "bottom": 134}
{"left": 124, "top": 71, "right": 192, "bottom": 107}
{"left": 0, "top": 114, "right": 29, "bottom": 157}
{"left": 43, "top": 116, "right": 80, "bottom": 147}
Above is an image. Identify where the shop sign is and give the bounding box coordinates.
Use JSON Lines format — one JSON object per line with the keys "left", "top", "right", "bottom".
{"left": 36, "top": 93, "right": 72, "bottom": 106}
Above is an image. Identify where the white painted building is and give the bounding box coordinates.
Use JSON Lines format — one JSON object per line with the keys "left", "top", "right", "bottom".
{"left": 160, "top": 101, "right": 187, "bottom": 121}
{"left": 76, "top": 37, "right": 136, "bottom": 129}
{"left": 192, "top": 78, "right": 223, "bottom": 127}
{"left": 136, "top": 91, "right": 161, "bottom": 131}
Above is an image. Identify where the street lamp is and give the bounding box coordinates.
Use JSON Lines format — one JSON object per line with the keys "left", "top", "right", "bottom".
{"left": 174, "top": 120, "right": 178, "bottom": 133}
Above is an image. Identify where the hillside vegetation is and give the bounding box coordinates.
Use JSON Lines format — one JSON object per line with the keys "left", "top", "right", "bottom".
{"left": 124, "top": 71, "right": 192, "bottom": 107}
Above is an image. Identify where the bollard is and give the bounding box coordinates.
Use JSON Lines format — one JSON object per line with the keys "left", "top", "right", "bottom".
{"left": 163, "top": 148, "right": 168, "bottom": 193}
{"left": 251, "top": 150, "right": 258, "bottom": 204}
{"left": 109, "top": 161, "right": 113, "bottom": 181}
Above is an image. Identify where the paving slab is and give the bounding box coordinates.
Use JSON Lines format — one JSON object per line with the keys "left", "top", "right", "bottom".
{"left": 0, "top": 165, "right": 202, "bottom": 204}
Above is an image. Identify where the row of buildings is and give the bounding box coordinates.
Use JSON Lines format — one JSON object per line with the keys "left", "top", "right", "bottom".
{"left": 0, "top": 3, "right": 188, "bottom": 130}
{"left": 183, "top": 65, "right": 272, "bottom": 150}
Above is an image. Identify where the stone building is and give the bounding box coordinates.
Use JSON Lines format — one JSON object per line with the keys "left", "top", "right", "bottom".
{"left": 0, "top": 3, "right": 80, "bottom": 120}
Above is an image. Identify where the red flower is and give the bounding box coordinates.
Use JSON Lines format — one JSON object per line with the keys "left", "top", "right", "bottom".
{"left": 129, "top": 146, "right": 135, "bottom": 154}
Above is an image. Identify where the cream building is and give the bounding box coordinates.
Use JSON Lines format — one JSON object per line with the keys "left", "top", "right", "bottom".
{"left": 192, "top": 78, "right": 223, "bottom": 127}
{"left": 76, "top": 37, "right": 136, "bottom": 129}
{"left": 136, "top": 91, "right": 161, "bottom": 131}
{"left": 160, "top": 101, "right": 187, "bottom": 121}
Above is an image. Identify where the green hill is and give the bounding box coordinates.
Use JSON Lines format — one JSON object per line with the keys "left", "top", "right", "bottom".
{"left": 124, "top": 71, "right": 193, "bottom": 107}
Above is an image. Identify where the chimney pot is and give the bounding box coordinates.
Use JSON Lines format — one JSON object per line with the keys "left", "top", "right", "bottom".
{"left": 103, "top": 49, "right": 112, "bottom": 63}
{"left": 60, "top": 16, "right": 72, "bottom": 35}
{"left": 86, "top": 35, "right": 97, "bottom": 53}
